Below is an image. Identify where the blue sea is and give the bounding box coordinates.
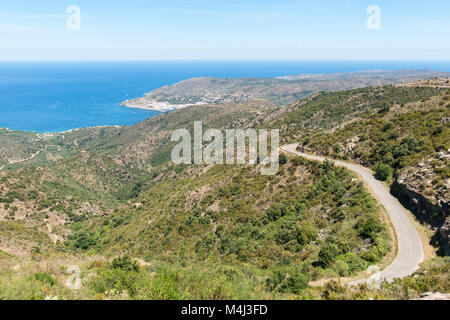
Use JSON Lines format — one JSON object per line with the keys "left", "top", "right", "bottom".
{"left": 1, "top": 61, "right": 450, "bottom": 133}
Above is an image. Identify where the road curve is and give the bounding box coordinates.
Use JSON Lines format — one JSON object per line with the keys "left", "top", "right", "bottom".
{"left": 281, "top": 143, "right": 424, "bottom": 284}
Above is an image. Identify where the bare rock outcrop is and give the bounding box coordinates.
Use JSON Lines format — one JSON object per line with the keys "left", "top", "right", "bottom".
{"left": 392, "top": 150, "right": 450, "bottom": 255}
{"left": 417, "top": 292, "right": 450, "bottom": 300}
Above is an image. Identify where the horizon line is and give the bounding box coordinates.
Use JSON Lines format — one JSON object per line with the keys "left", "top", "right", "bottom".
{"left": 1, "top": 59, "right": 450, "bottom": 63}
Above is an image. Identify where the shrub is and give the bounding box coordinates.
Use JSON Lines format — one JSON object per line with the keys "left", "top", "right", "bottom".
{"left": 281, "top": 270, "right": 309, "bottom": 294}
{"left": 0, "top": 276, "right": 44, "bottom": 300}
{"left": 69, "top": 232, "right": 96, "bottom": 250}
{"left": 266, "top": 200, "right": 303, "bottom": 222}
{"left": 32, "top": 247, "right": 41, "bottom": 254}
{"left": 109, "top": 255, "right": 140, "bottom": 272}
{"left": 341, "top": 253, "right": 367, "bottom": 274}
{"left": 279, "top": 153, "right": 288, "bottom": 165}
{"left": 318, "top": 243, "right": 339, "bottom": 267}
{"left": 89, "top": 268, "right": 149, "bottom": 298}
{"left": 266, "top": 268, "right": 309, "bottom": 294}
{"left": 296, "top": 223, "right": 318, "bottom": 245}
{"left": 148, "top": 270, "right": 183, "bottom": 299}
{"left": 375, "top": 163, "right": 393, "bottom": 181}
{"left": 33, "top": 272, "right": 57, "bottom": 286}
{"left": 433, "top": 126, "right": 444, "bottom": 135}
{"left": 27, "top": 190, "right": 38, "bottom": 200}
{"left": 266, "top": 204, "right": 286, "bottom": 221}
{"left": 360, "top": 249, "right": 379, "bottom": 263}
{"left": 321, "top": 280, "right": 349, "bottom": 300}
{"left": 291, "top": 156, "right": 304, "bottom": 166}
{"left": 356, "top": 215, "right": 383, "bottom": 239}
{"left": 275, "top": 221, "right": 297, "bottom": 245}
{"left": 37, "top": 198, "right": 55, "bottom": 211}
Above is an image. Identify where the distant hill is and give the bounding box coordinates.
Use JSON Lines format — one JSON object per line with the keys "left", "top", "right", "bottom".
{"left": 121, "top": 69, "right": 450, "bottom": 111}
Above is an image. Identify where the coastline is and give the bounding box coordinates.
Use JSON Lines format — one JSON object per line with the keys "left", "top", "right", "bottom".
{"left": 118, "top": 68, "right": 450, "bottom": 112}
{"left": 0, "top": 124, "right": 126, "bottom": 135}
{"left": 120, "top": 99, "right": 205, "bottom": 112}
{"left": 4, "top": 67, "right": 450, "bottom": 132}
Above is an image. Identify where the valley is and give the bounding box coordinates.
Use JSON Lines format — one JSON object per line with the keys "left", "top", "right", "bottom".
{"left": 0, "top": 74, "right": 448, "bottom": 300}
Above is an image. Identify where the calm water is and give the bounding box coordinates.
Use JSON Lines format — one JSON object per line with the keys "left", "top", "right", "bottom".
{"left": 1, "top": 61, "right": 450, "bottom": 132}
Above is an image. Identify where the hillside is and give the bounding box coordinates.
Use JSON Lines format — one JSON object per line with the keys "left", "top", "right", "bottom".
{"left": 0, "top": 78, "right": 449, "bottom": 300}
{"left": 0, "top": 100, "right": 277, "bottom": 171}
{"left": 1, "top": 155, "right": 392, "bottom": 299}
{"left": 0, "top": 152, "right": 150, "bottom": 256}
{"left": 0, "top": 126, "right": 122, "bottom": 169}
{"left": 269, "top": 85, "right": 444, "bottom": 143}
{"left": 292, "top": 80, "right": 450, "bottom": 255}
{"left": 121, "top": 69, "right": 450, "bottom": 111}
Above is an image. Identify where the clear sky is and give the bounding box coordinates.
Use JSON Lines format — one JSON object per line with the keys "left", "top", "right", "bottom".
{"left": 1, "top": 0, "right": 449, "bottom": 61}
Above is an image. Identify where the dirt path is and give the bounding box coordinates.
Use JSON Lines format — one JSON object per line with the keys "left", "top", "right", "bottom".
{"left": 0, "top": 149, "right": 42, "bottom": 170}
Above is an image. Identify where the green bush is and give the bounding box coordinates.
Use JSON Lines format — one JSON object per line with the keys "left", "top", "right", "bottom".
{"left": 318, "top": 243, "right": 339, "bottom": 267}
{"left": 341, "top": 253, "right": 367, "bottom": 274}
{"left": 356, "top": 215, "right": 383, "bottom": 239}
{"left": 279, "top": 153, "right": 288, "bottom": 165}
{"left": 0, "top": 276, "right": 44, "bottom": 300}
{"left": 296, "top": 223, "right": 318, "bottom": 245}
{"left": 281, "top": 271, "right": 309, "bottom": 294}
{"left": 148, "top": 269, "right": 183, "bottom": 299}
{"left": 33, "top": 272, "right": 57, "bottom": 286}
{"left": 109, "top": 255, "right": 140, "bottom": 272}
{"left": 89, "top": 268, "right": 149, "bottom": 298}
{"left": 291, "top": 156, "right": 305, "bottom": 166}
{"left": 375, "top": 163, "right": 393, "bottom": 181}
{"left": 68, "top": 231, "right": 97, "bottom": 250}
{"left": 275, "top": 221, "right": 297, "bottom": 245}
{"left": 266, "top": 268, "right": 309, "bottom": 294}
{"left": 37, "top": 198, "right": 54, "bottom": 211}
{"left": 266, "top": 201, "right": 300, "bottom": 221}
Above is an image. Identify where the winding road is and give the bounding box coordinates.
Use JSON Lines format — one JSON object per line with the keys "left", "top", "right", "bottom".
{"left": 281, "top": 143, "right": 424, "bottom": 284}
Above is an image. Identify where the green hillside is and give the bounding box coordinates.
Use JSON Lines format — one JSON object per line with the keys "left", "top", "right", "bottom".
{"left": 295, "top": 84, "right": 449, "bottom": 254}
{"left": 0, "top": 81, "right": 448, "bottom": 300}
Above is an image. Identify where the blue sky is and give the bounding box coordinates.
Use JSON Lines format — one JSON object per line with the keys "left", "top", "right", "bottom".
{"left": 1, "top": 0, "right": 449, "bottom": 61}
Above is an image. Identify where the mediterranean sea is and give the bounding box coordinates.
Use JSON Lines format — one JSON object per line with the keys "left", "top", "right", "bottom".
{"left": 1, "top": 60, "right": 449, "bottom": 132}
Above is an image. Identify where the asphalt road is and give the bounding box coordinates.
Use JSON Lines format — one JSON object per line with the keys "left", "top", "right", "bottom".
{"left": 281, "top": 143, "right": 424, "bottom": 284}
